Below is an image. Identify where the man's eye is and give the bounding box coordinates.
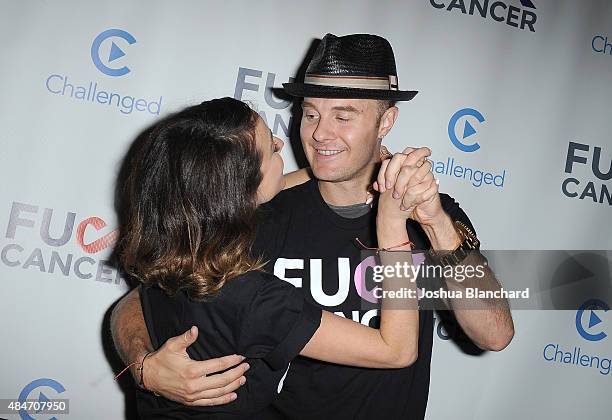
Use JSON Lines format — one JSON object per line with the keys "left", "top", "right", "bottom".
{"left": 304, "top": 114, "right": 318, "bottom": 120}
{"left": 337, "top": 117, "right": 349, "bottom": 122}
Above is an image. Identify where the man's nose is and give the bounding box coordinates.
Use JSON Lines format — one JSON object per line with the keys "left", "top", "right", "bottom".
{"left": 312, "top": 118, "right": 335, "bottom": 143}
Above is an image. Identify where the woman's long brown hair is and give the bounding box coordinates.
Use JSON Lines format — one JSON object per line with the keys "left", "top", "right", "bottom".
{"left": 119, "top": 97, "right": 265, "bottom": 300}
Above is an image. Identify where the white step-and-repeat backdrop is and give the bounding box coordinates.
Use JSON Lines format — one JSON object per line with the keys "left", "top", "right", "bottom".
{"left": 1, "top": 1, "right": 611, "bottom": 419}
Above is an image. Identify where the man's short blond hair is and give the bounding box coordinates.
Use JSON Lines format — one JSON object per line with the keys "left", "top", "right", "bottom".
{"left": 376, "top": 100, "right": 397, "bottom": 125}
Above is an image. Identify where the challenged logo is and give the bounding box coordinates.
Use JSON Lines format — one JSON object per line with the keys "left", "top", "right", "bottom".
{"left": 541, "top": 298, "right": 611, "bottom": 376}
{"left": 91, "top": 29, "right": 136, "bottom": 77}
{"left": 448, "top": 107, "right": 485, "bottom": 153}
{"left": 575, "top": 299, "right": 609, "bottom": 342}
{"left": 17, "top": 378, "right": 66, "bottom": 420}
{"left": 431, "top": 107, "right": 506, "bottom": 189}
{"left": 592, "top": 34, "right": 612, "bottom": 56}
{"left": 44, "top": 28, "right": 162, "bottom": 115}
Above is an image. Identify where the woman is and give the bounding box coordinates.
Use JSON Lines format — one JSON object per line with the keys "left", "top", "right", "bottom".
{"left": 120, "top": 97, "right": 422, "bottom": 418}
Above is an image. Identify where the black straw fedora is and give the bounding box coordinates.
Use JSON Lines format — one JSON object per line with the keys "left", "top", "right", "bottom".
{"left": 283, "top": 33, "right": 418, "bottom": 101}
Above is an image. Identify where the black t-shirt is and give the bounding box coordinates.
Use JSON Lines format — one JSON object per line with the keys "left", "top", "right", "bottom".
{"left": 138, "top": 271, "right": 322, "bottom": 419}
{"left": 253, "top": 179, "right": 476, "bottom": 420}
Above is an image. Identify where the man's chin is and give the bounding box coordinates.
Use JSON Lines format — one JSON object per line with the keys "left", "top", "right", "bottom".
{"left": 311, "top": 168, "right": 349, "bottom": 183}
{"left": 311, "top": 161, "right": 378, "bottom": 185}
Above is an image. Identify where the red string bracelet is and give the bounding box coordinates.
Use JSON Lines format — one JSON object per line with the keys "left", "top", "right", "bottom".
{"left": 114, "top": 352, "right": 160, "bottom": 396}
{"left": 139, "top": 351, "right": 159, "bottom": 397}
{"left": 114, "top": 361, "right": 138, "bottom": 381}
{"left": 354, "top": 237, "right": 414, "bottom": 252}
{"left": 139, "top": 351, "right": 155, "bottom": 390}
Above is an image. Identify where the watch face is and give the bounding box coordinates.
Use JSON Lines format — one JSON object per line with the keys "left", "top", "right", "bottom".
{"left": 455, "top": 221, "right": 479, "bottom": 249}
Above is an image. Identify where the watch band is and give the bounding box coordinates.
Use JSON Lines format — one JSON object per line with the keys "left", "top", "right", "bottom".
{"left": 428, "top": 221, "right": 480, "bottom": 266}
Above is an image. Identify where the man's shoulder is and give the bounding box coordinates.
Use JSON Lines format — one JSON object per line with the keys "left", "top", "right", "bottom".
{"left": 265, "top": 179, "right": 314, "bottom": 211}
{"left": 257, "top": 179, "right": 315, "bottom": 225}
{"left": 439, "top": 191, "right": 458, "bottom": 210}
{"left": 253, "top": 180, "right": 318, "bottom": 263}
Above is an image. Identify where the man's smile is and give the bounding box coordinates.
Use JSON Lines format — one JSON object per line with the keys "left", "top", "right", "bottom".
{"left": 315, "top": 148, "right": 344, "bottom": 157}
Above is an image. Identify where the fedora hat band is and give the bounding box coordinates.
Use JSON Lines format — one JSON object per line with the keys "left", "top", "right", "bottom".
{"left": 303, "top": 74, "right": 399, "bottom": 91}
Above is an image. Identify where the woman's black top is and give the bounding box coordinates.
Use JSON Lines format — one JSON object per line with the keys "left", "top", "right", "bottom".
{"left": 136, "top": 270, "right": 322, "bottom": 419}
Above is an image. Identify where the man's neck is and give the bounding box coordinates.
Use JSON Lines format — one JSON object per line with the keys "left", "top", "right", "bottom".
{"left": 318, "top": 168, "right": 374, "bottom": 206}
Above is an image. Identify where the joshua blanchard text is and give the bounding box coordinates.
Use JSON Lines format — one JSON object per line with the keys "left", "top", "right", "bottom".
{"left": 374, "top": 287, "right": 530, "bottom": 300}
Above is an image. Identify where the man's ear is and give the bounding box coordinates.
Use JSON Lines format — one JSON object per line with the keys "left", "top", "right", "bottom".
{"left": 377, "top": 106, "right": 399, "bottom": 139}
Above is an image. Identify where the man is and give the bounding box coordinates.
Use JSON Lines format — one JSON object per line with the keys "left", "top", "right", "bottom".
{"left": 111, "top": 33, "right": 514, "bottom": 419}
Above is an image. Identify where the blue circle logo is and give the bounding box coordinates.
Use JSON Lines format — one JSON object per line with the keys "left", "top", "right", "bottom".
{"left": 575, "top": 299, "right": 608, "bottom": 342}
{"left": 448, "top": 108, "right": 485, "bottom": 153}
{"left": 17, "top": 378, "right": 66, "bottom": 420}
{"left": 91, "top": 29, "right": 136, "bottom": 77}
